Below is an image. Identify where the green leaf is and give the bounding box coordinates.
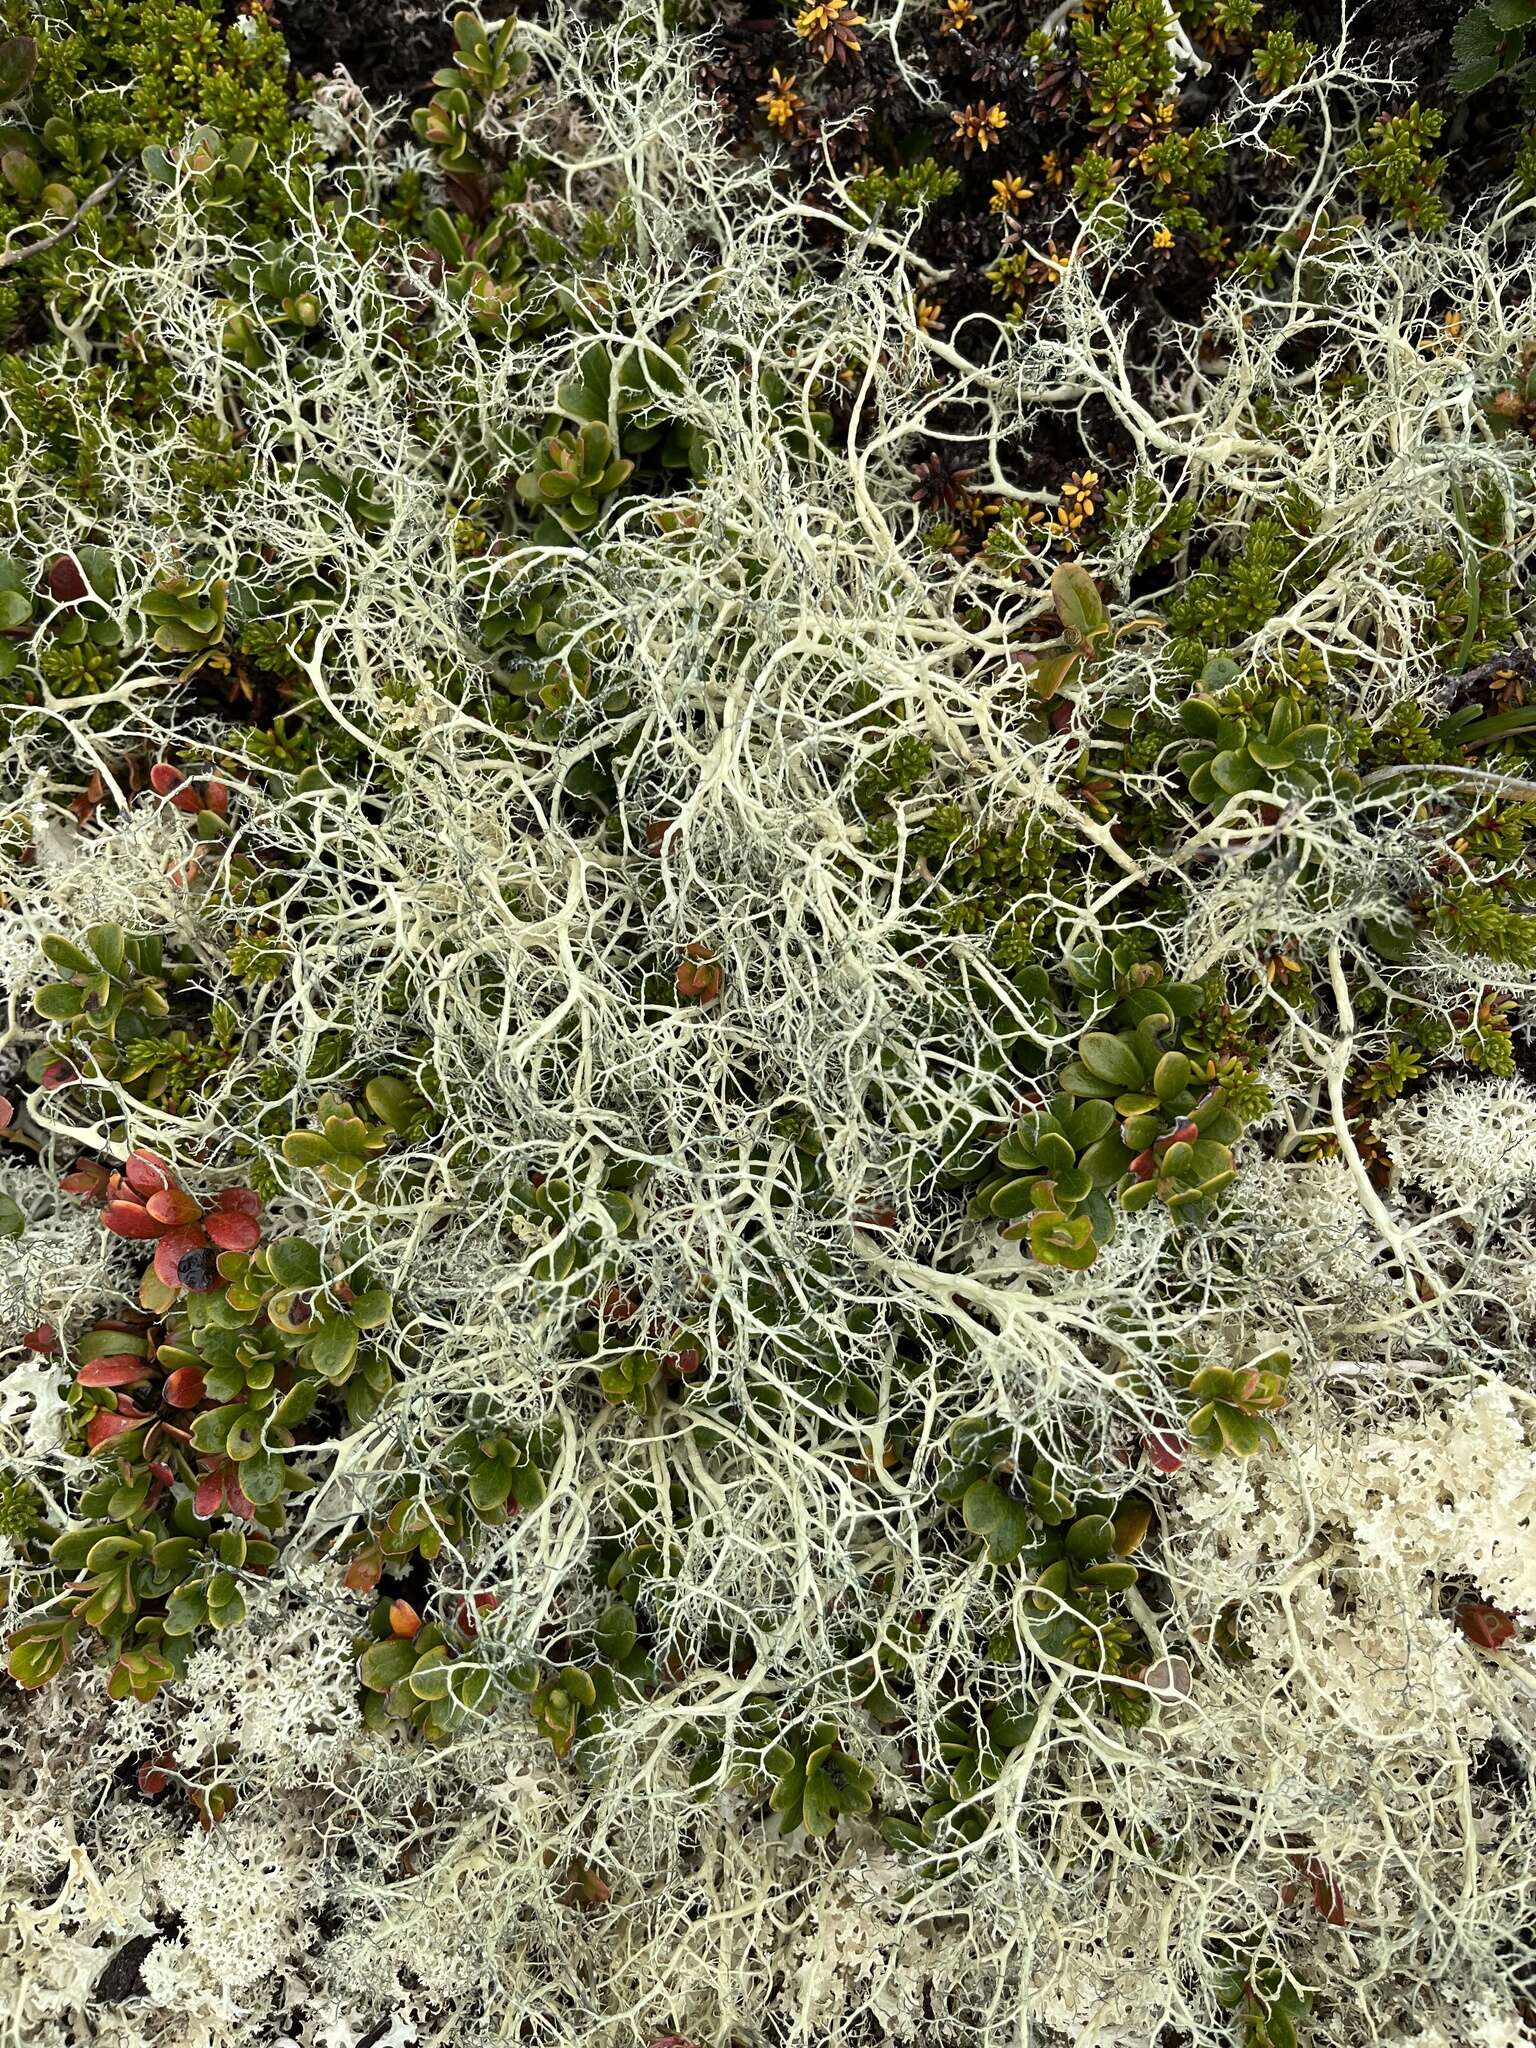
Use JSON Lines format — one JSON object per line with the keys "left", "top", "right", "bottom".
{"left": 237, "top": 1451, "right": 284, "bottom": 1505}
{"left": 1209, "top": 749, "right": 1264, "bottom": 796}
{"left": 1363, "top": 916, "right": 1415, "bottom": 963}
{"left": 468, "top": 1457, "right": 513, "bottom": 1513}
{"left": 1442, "top": 704, "right": 1536, "bottom": 750}
{"left": 347, "top": 1287, "right": 393, "bottom": 1330}
{"left": 1286, "top": 723, "right": 1335, "bottom": 765}
{"left": 163, "top": 1583, "right": 210, "bottom": 1636}
{"left": 304, "top": 1317, "right": 358, "bottom": 1380}
{"left": 265, "top": 1238, "right": 324, "bottom": 1289}
{"left": 800, "top": 1746, "right": 842, "bottom": 1838}
{"left": 1064, "top": 1513, "right": 1115, "bottom": 1562}
{"left": 1033, "top": 1130, "right": 1076, "bottom": 1175}
{"left": 206, "top": 1575, "right": 246, "bottom": 1629}
{"left": 189, "top": 1403, "right": 247, "bottom": 1455}
{"left": 407, "top": 1647, "right": 455, "bottom": 1700}
{"left": 594, "top": 1601, "right": 638, "bottom": 1663}
{"left": 1078, "top": 1133, "right": 1133, "bottom": 1186}
{"left": 281, "top": 1131, "right": 333, "bottom": 1171}
{"left": 1152, "top": 1050, "right": 1191, "bottom": 1102}
{"left": 1451, "top": 2, "right": 1502, "bottom": 91}
{"left": 86, "top": 923, "right": 126, "bottom": 975}
{"left": 1179, "top": 696, "right": 1223, "bottom": 741}
{"left": 7, "top": 1621, "right": 73, "bottom": 1687}
{"left": 33, "top": 981, "right": 85, "bottom": 1020}
{"left": 49, "top": 1528, "right": 101, "bottom": 1570}
{"left": 358, "top": 1637, "right": 417, "bottom": 1691}
{"left": 271, "top": 1379, "right": 319, "bottom": 1430}
{"left": 1246, "top": 736, "right": 1295, "bottom": 771}
{"left": 363, "top": 1075, "right": 418, "bottom": 1132}
{"left": 1082, "top": 1558, "right": 1139, "bottom": 1590}
{"left": 1050, "top": 562, "right": 1106, "bottom": 642}
{"left": 1076, "top": 1032, "right": 1146, "bottom": 1091}
{"left": 1028, "top": 1210, "right": 1099, "bottom": 1269}
{"left": 986, "top": 1174, "right": 1041, "bottom": 1222}
{"left": 962, "top": 1479, "right": 1036, "bottom": 1565}
{"left": 1063, "top": 1097, "right": 1115, "bottom": 1147}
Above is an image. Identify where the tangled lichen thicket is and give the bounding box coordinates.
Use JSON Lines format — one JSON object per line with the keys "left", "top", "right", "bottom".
{"left": 2, "top": 1, "right": 1536, "bottom": 2045}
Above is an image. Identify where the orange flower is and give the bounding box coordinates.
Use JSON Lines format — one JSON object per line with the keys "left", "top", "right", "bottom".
{"left": 793, "top": 2, "right": 865, "bottom": 64}
{"left": 757, "top": 67, "right": 806, "bottom": 130}
{"left": 952, "top": 101, "right": 1008, "bottom": 158}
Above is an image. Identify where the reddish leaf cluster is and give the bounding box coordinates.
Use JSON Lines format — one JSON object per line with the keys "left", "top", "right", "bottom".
{"left": 70, "top": 1149, "right": 261, "bottom": 1293}
{"left": 674, "top": 940, "right": 723, "bottom": 1004}
{"left": 149, "top": 761, "right": 229, "bottom": 818}
{"left": 1456, "top": 1600, "right": 1517, "bottom": 1650}
{"left": 72, "top": 1317, "right": 259, "bottom": 1522}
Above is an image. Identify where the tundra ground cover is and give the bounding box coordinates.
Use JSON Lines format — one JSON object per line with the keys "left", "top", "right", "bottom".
{"left": 1, "top": 4, "right": 1535, "bottom": 2046}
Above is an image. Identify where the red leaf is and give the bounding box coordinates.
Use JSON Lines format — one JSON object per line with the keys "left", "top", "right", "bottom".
{"left": 388, "top": 1600, "right": 423, "bottom": 1639}
{"left": 137, "top": 1750, "right": 177, "bottom": 1797}
{"left": 21, "top": 1322, "right": 57, "bottom": 1353}
{"left": 456, "top": 1591, "right": 498, "bottom": 1637}
{"left": 203, "top": 778, "right": 229, "bottom": 818}
{"left": 46, "top": 555, "right": 88, "bottom": 603}
{"left": 145, "top": 1186, "right": 200, "bottom": 1228}
{"left": 162, "top": 1367, "right": 206, "bottom": 1409}
{"left": 60, "top": 1161, "right": 110, "bottom": 1199}
{"left": 204, "top": 1208, "right": 260, "bottom": 1252}
{"left": 212, "top": 1186, "right": 260, "bottom": 1218}
{"left": 1306, "top": 1859, "right": 1348, "bottom": 1926}
{"left": 0, "top": 1097, "right": 13, "bottom": 1130}
{"left": 86, "top": 1409, "right": 143, "bottom": 1450}
{"left": 123, "top": 1151, "right": 174, "bottom": 1197}
{"left": 76, "top": 1356, "right": 150, "bottom": 1388}
{"left": 1156, "top": 1118, "right": 1200, "bottom": 1154}
{"left": 1143, "top": 1431, "right": 1186, "bottom": 1475}
{"left": 1457, "top": 1601, "right": 1516, "bottom": 1650}
{"left": 194, "top": 1468, "right": 225, "bottom": 1518}
{"left": 149, "top": 763, "right": 185, "bottom": 797}
{"left": 157, "top": 1224, "right": 205, "bottom": 1262}
{"left": 342, "top": 1549, "right": 383, "bottom": 1595}
{"left": 103, "top": 1199, "right": 163, "bottom": 1240}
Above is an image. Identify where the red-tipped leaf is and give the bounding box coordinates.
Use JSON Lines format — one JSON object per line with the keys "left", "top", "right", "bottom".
{"left": 103, "top": 1199, "right": 163, "bottom": 1240}
{"left": 76, "top": 1356, "right": 151, "bottom": 1388}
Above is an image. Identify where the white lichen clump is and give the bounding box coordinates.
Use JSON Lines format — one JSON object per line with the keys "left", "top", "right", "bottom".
{"left": 1, "top": 7, "right": 1535, "bottom": 2048}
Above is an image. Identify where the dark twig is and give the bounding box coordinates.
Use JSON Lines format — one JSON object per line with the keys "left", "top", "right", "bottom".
{"left": 0, "top": 164, "right": 129, "bottom": 272}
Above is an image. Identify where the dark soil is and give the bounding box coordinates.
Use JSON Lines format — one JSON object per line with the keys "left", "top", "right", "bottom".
{"left": 270, "top": 0, "right": 449, "bottom": 101}
{"left": 90, "top": 1932, "right": 160, "bottom": 2007}
{"left": 1290, "top": 0, "right": 1464, "bottom": 89}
